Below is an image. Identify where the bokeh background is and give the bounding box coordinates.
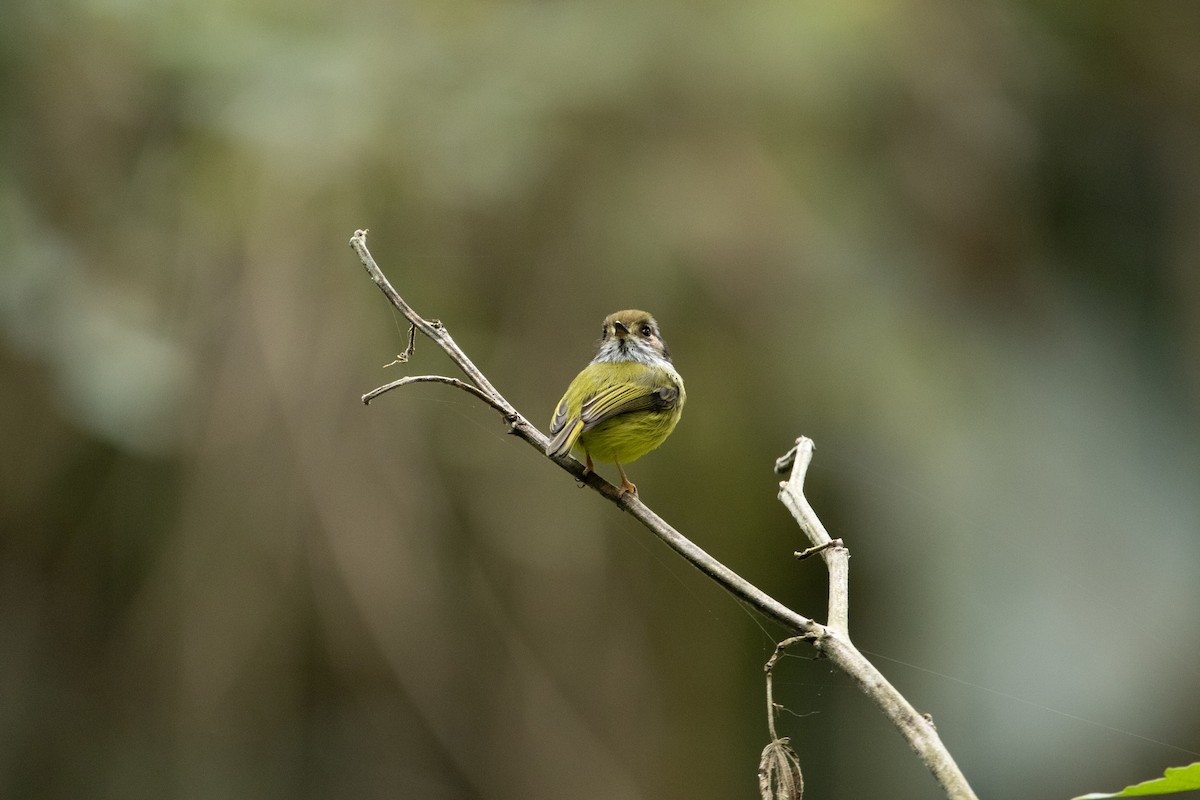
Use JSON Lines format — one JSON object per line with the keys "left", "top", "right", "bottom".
{"left": 3, "top": 1, "right": 1199, "bottom": 798}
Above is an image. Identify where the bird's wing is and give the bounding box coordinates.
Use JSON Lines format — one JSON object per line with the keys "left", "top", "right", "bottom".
{"left": 579, "top": 381, "right": 679, "bottom": 429}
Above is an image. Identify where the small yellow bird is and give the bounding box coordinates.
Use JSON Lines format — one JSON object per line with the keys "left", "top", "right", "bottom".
{"left": 547, "top": 310, "right": 685, "bottom": 495}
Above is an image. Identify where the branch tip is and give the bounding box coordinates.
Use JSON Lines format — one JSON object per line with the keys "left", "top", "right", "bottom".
{"left": 774, "top": 437, "right": 816, "bottom": 476}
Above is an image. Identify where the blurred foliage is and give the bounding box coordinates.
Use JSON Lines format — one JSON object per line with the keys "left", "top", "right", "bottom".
{"left": 2, "top": 1, "right": 1200, "bottom": 798}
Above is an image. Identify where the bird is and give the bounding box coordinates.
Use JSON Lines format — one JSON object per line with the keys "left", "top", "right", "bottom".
{"left": 547, "top": 309, "right": 685, "bottom": 496}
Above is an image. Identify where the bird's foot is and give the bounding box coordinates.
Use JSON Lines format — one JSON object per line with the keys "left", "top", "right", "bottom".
{"left": 615, "top": 462, "right": 638, "bottom": 496}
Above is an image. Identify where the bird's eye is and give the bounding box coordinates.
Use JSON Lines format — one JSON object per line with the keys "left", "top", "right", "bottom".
{"left": 640, "top": 324, "right": 653, "bottom": 337}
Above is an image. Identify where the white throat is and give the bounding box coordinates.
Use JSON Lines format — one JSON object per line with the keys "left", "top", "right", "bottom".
{"left": 591, "top": 337, "right": 673, "bottom": 369}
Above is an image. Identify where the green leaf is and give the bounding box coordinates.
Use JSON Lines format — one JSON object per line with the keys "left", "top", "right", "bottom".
{"left": 1073, "top": 763, "right": 1200, "bottom": 799}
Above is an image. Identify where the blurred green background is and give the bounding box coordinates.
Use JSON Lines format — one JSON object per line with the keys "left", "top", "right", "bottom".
{"left": 3, "top": 1, "right": 1199, "bottom": 798}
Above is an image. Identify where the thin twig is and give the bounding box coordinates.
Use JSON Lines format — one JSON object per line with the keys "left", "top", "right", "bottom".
{"left": 765, "top": 635, "right": 809, "bottom": 741}
{"left": 348, "top": 229, "right": 979, "bottom": 800}
{"left": 794, "top": 539, "right": 843, "bottom": 561}
{"left": 362, "top": 375, "right": 508, "bottom": 415}
{"left": 383, "top": 322, "right": 419, "bottom": 366}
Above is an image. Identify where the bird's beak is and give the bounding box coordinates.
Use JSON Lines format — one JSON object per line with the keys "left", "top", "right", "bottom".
{"left": 612, "top": 320, "right": 629, "bottom": 336}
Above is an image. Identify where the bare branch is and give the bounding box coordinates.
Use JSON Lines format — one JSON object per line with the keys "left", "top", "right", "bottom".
{"left": 348, "top": 229, "right": 978, "bottom": 800}
{"left": 347, "top": 229, "right": 816, "bottom": 631}
{"left": 818, "top": 634, "right": 977, "bottom": 798}
{"left": 778, "top": 438, "right": 849, "bottom": 637}
{"left": 773, "top": 438, "right": 978, "bottom": 799}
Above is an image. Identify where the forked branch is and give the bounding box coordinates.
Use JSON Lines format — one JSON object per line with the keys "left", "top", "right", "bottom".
{"left": 776, "top": 439, "right": 850, "bottom": 636}
{"left": 348, "top": 229, "right": 978, "bottom": 800}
